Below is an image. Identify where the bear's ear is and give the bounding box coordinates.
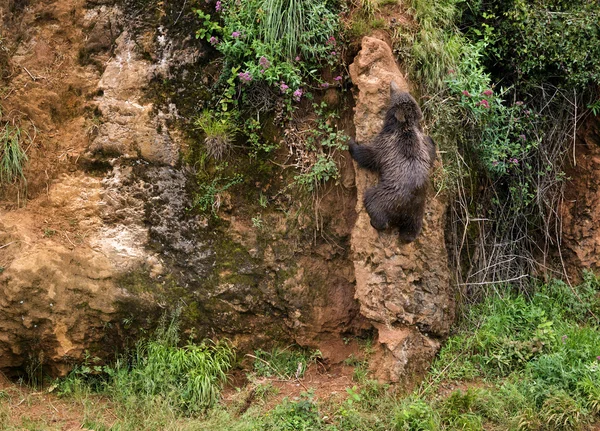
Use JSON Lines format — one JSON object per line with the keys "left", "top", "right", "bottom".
{"left": 390, "top": 81, "right": 401, "bottom": 98}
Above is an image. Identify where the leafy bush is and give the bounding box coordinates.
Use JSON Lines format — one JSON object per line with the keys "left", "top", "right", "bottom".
{"left": 196, "top": 0, "right": 340, "bottom": 102}
{"left": 462, "top": 0, "right": 600, "bottom": 89}
{"left": 394, "top": 397, "right": 439, "bottom": 431}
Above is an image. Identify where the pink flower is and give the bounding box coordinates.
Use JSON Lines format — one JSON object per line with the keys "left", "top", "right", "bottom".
{"left": 238, "top": 71, "right": 252, "bottom": 82}
{"left": 482, "top": 89, "right": 493, "bottom": 96}
{"left": 327, "top": 36, "right": 336, "bottom": 46}
{"left": 462, "top": 90, "right": 471, "bottom": 97}
{"left": 516, "top": 101, "right": 524, "bottom": 106}
{"left": 232, "top": 31, "right": 241, "bottom": 38}
{"left": 259, "top": 56, "right": 270, "bottom": 69}
{"left": 215, "top": 0, "right": 222, "bottom": 11}
{"left": 448, "top": 69, "right": 456, "bottom": 74}
{"left": 293, "top": 88, "right": 303, "bottom": 102}
{"left": 280, "top": 82, "right": 289, "bottom": 93}
{"left": 295, "top": 56, "right": 301, "bottom": 61}
{"left": 331, "top": 51, "right": 337, "bottom": 56}
{"left": 209, "top": 36, "right": 219, "bottom": 45}
{"left": 519, "top": 134, "right": 526, "bottom": 141}
{"left": 479, "top": 99, "right": 490, "bottom": 108}
{"left": 333, "top": 75, "right": 342, "bottom": 81}
{"left": 321, "top": 82, "right": 329, "bottom": 88}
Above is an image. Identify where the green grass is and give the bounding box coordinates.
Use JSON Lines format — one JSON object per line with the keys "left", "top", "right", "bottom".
{"left": 0, "top": 121, "right": 27, "bottom": 184}
{"left": 59, "top": 312, "right": 235, "bottom": 418}
{"left": 194, "top": 110, "right": 237, "bottom": 160}
{"left": 41, "top": 275, "right": 600, "bottom": 430}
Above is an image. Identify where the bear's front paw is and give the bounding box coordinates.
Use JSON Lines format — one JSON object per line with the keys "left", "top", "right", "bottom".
{"left": 348, "top": 138, "right": 357, "bottom": 156}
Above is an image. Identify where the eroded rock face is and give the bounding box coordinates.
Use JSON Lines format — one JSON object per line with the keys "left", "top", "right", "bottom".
{"left": 561, "top": 116, "right": 600, "bottom": 275}
{"left": 0, "top": 4, "right": 453, "bottom": 382}
{"left": 349, "top": 37, "right": 454, "bottom": 383}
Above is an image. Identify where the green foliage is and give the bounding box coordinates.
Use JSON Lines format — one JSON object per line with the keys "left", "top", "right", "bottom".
{"left": 394, "top": 398, "right": 439, "bottom": 431}
{"left": 421, "top": 276, "right": 600, "bottom": 430}
{"left": 446, "top": 43, "right": 539, "bottom": 177}
{"left": 462, "top": 0, "right": 600, "bottom": 89}
{"left": 191, "top": 173, "right": 243, "bottom": 216}
{"left": 59, "top": 312, "right": 235, "bottom": 416}
{"left": 292, "top": 102, "right": 349, "bottom": 191}
{"left": 263, "top": 392, "right": 323, "bottom": 431}
{"left": 196, "top": 0, "right": 339, "bottom": 101}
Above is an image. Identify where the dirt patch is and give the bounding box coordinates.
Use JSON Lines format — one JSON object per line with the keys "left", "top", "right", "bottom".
{"left": 222, "top": 363, "right": 357, "bottom": 414}
{"left": 0, "top": 376, "right": 114, "bottom": 431}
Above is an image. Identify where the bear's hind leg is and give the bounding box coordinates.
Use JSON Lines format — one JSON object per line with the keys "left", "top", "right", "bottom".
{"left": 364, "top": 187, "right": 390, "bottom": 231}
{"left": 395, "top": 209, "right": 424, "bottom": 243}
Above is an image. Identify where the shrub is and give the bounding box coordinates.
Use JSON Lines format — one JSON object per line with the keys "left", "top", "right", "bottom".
{"left": 105, "top": 314, "right": 236, "bottom": 414}
{"left": 462, "top": 0, "right": 600, "bottom": 90}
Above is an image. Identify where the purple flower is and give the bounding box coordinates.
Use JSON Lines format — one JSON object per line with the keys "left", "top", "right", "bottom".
{"left": 238, "top": 71, "right": 252, "bottom": 82}
{"left": 333, "top": 75, "right": 342, "bottom": 81}
{"left": 232, "top": 31, "right": 241, "bottom": 38}
{"left": 510, "top": 158, "right": 519, "bottom": 165}
{"left": 321, "top": 82, "right": 330, "bottom": 88}
{"left": 280, "top": 82, "right": 289, "bottom": 93}
{"left": 293, "top": 88, "right": 303, "bottom": 102}
{"left": 482, "top": 89, "right": 493, "bottom": 96}
{"left": 462, "top": 90, "right": 471, "bottom": 97}
{"left": 209, "top": 36, "right": 219, "bottom": 45}
{"left": 259, "top": 56, "right": 270, "bottom": 69}
{"left": 479, "top": 99, "right": 490, "bottom": 108}
{"left": 215, "top": 0, "right": 222, "bottom": 11}
{"left": 597, "top": 356, "right": 600, "bottom": 361}
{"left": 519, "top": 134, "right": 526, "bottom": 141}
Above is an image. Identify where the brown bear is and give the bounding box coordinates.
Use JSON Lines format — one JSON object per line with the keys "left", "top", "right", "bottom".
{"left": 349, "top": 81, "right": 436, "bottom": 243}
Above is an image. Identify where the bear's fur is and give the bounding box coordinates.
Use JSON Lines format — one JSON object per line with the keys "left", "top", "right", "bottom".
{"left": 349, "top": 81, "right": 436, "bottom": 243}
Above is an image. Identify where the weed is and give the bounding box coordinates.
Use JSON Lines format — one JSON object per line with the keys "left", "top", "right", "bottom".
{"left": 43, "top": 228, "right": 56, "bottom": 237}
{"left": 251, "top": 215, "right": 263, "bottom": 229}
{"left": 252, "top": 346, "right": 321, "bottom": 380}
{"left": 0, "top": 121, "right": 27, "bottom": 185}
{"left": 191, "top": 174, "right": 243, "bottom": 216}
{"left": 194, "top": 110, "right": 237, "bottom": 160}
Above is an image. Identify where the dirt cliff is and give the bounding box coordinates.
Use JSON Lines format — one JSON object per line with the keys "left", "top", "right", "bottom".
{"left": 0, "top": 1, "right": 454, "bottom": 383}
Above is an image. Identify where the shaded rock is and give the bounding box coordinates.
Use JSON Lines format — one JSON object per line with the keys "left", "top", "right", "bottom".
{"left": 349, "top": 37, "right": 454, "bottom": 383}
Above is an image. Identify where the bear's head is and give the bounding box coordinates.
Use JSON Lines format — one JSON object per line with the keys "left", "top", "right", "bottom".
{"left": 389, "top": 81, "right": 423, "bottom": 127}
